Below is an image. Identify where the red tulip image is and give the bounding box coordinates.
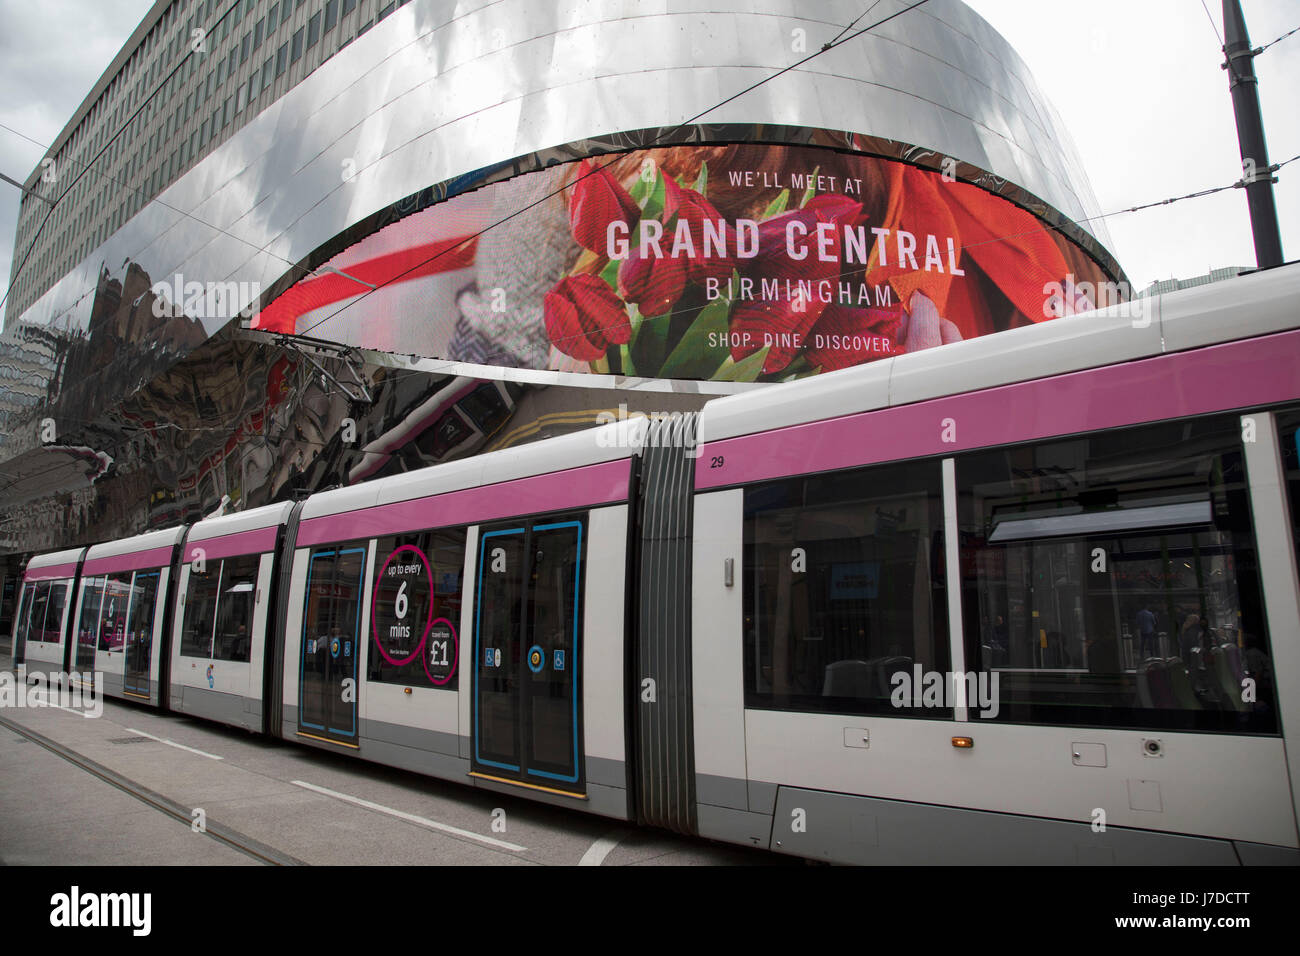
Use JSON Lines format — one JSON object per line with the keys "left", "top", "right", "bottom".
{"left": 568, "top": 159, "right": 642, "bottom": 255}
{"left": 618, "top": 246, "right": 687, "bottom": 316}
{"left": 728, "top": 193, "right": 863, "bottom": 373}
{"left": 544, "top": 274, "right": 631, "bottom": 362}
{"left": 866, "top": 163, "right": 1070, "bottom": 340}
{"left": 804, "top": 301, "right": 904, "bottom": 371}
{"left": 663, "top": 176, "right": 735, "bottom": 283}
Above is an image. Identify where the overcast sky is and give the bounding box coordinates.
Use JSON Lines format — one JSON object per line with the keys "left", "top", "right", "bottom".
{"left": 1, "top": 0, "right": 1297, "bottom": 313}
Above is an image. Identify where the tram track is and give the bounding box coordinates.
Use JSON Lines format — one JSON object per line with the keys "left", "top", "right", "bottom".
{"left": 0, "top": 712, "right": 305, "bottom": 866}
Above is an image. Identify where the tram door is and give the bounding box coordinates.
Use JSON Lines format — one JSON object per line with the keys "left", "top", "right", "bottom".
{"left": 473, "top": 519, "right": 585, "bottom": 792}
{"left": 123, "top": 571, "right": 161, "bottom": 698}
{"left": 298, "top": 547, "right": 366, "bottom": 746}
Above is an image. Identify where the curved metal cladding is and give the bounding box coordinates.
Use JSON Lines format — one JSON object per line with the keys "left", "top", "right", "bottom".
{"left": 0, "top": 0, "right": 1121, "bottom": 551}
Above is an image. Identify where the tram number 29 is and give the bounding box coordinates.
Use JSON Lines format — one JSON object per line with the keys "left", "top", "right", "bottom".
{"left": 710, "top": 455, "right": 725, "bottom": 469}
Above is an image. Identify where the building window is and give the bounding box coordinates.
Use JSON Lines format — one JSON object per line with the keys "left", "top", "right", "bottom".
{"left": 291, "top": 27, "right": 304, "bottom": 62}
{"left": 378, "top": 2, "right": 395, "bottom": 21}
{"left": 240, "top": 31, "right": 251, "bottom": 63}
{"left": 262, "top": 55, "right": 274, "bottom": 87}
{"left": 276, "top": 41, "right": 288, "bottom": 74}
{"left": 307, "top": 12, "right": 321, "bottom": 48}
{"left": 253, "top": 16, "right": 264, "bottom": 49}
{"left": 342, "top": 0, "right": 356, "bottom": 17}
{"left": 324, "top": 0, "right": 338, "bottom": 32}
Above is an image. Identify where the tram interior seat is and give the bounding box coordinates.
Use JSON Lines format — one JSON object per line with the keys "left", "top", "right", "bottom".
{"left": 1208, "top": 642, "right": 1248, "bottom": 712}
{"left": 1137, "top": 657, "right": 1201, "bottom": 710}
{"left": 822, "top": 656, "right": 912, "bottom": 699}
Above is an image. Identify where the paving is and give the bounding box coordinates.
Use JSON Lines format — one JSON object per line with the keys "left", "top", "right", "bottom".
{"left": 0, "top": 652, "right": 787, "bottom": 866}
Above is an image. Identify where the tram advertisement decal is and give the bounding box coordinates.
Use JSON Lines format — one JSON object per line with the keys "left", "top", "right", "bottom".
{"left": 372, "top": 544, "right": 458, "bottom": 685}
{"left": 254, "top": 143, "right": 1115, "bottom": 383}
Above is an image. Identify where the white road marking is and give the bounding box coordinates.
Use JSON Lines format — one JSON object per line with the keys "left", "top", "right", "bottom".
{"left": 125, "top": 727, "right": 224, "bottom": 760}
{"left": 290, "top": 779, "right": 527, "bottom": 852}
{"left": 27, "top": 690, "right": 98, "bottom": 718}
{"left": 579, "top": 829, "right": 626, "bottom": 866}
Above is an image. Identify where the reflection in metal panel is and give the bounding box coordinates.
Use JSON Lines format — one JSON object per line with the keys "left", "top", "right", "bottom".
{"left": 0, "top": 0, "right": 1122, "bottom": 557}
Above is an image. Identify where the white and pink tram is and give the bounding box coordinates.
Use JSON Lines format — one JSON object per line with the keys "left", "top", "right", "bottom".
{"left": 11, "top": 262, "right": 1300, "bottom": 864}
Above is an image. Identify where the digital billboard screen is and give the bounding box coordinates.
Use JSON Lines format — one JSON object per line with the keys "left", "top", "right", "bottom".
{"left": 255, "top": 143, "right": 1113, "bottom": 383}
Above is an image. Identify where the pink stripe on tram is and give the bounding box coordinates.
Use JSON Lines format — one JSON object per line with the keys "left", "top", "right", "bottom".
{"left": 25, "top": 562, "right": 79, "bottom": 582}
{"left": 185, "top": 525, "right": 279, "bottom": 563}
{"left": 298, "top": 458, "right": 631, "bottom": 547}
{"left": 696, "top": 329, "right": 1300, "bottom": 490}
{"left": 83, "top": 545, "right": 176, "bottom": 576}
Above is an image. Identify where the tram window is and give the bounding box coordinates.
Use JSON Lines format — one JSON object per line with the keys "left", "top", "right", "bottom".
{"left": 44, "top": 580, "right": 68, "bottom": 644}
{"left": 181, "top": 564, "right": 220, "bottom": 658}
{"left": 303, "top": 546, "right": 367, "bottom": 646}
{"left": 126, "top": 572, "right": 161, "bottom": 655}
{"left": 76, "top": 577, "right": 105, "bottom": 649}
{"left": 370, "top": 528, "right": 466, "bottom": 688}
{"left": 1275, "top": 407, "right": 1300, "bottom": 572}
{"left": 956, "top": 414, "right": 1277, "bottom": 733}
{"left": 214, "top": 554, "right": 259, "bottom": 662}
{"left": 98, "top": 573, "right": 133, "bottom": 650}
{"left": 25, "top": 583, "right": 50, "bottom": 644}
{"left": 743, "top": 459, "right": 950, "bottom": 716}
{"left": 302, "top": 544, "right": 366, "bottom": 695}
{"left": 15, "top": 582, "right": 36, "bottom": 647}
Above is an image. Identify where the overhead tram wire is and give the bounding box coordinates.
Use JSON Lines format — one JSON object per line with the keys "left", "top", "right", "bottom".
{"left": 0, "top": 0, "right": 253, "bottom": 316}
{"left": 11, "top": 0, "right": 1283, "bottom": 492}
{"left": 0, "top": 5, "right": 959, "bottom": 501}
{"left": 444, "top": 154, "right": 1300, "bottom": 359}
{"left": 289, "top": 0, "right": 933, "bottom": 343}
{"left": 0, "top": 115, "right": 306, "bottom": 293}
{"left": 956, "top": 152, "right": 1300, "bottom": 260}
{"left": 7, "top": 153, "right": 1299, "bottom": 501}
{"left": 1201, "top": 0, "right": 1224, "bottom": 46}
{"left": 1256, "top": 23, "right": 1300, "bottom": 55}
{"left": 1, "top": 1, "right": 927, "bottom": 344}
{"left": 2, "top": 2, "right": 898, "bottom": 334}
{"left": 307, "top": 139, "right": 1300, "bottom": 360}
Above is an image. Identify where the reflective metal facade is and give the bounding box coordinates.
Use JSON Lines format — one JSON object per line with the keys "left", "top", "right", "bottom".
{"left": 0, "top": 0, "right": 1123, "bottom": 558}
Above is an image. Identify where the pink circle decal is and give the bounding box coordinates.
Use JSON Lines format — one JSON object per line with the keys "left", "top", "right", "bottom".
{"left": 371, "top": 545, "right": 435, "bottom": 667}
{"left": 422, "top": 618, "right": 459, "bottom": 686}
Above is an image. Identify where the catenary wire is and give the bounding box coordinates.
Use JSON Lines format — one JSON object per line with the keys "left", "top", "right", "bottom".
{"left": 0, "top": 0, "right": 251, "bottom": 316}
{"left": 289, "top": 0, "right": 933, "bottom": 343}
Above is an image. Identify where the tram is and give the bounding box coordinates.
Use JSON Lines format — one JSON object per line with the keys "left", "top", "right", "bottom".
{"left": 11, "top": 262, "right": 1300, "bottom": 864}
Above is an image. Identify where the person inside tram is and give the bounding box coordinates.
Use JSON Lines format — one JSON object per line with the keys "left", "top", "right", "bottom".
{"left": 990, "top": 615, "right": 1009, "bottom": 665}
{"left": 1135, "top": 605, "right": 1158, "bottom": 659}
